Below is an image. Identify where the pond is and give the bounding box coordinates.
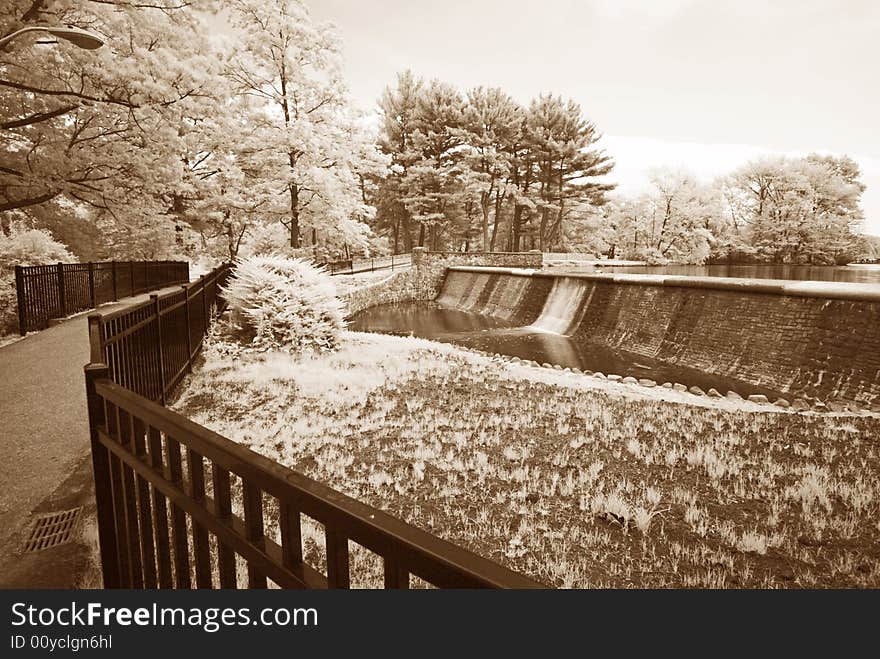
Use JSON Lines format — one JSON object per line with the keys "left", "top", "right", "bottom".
{"left": 349, "top": 301, "right": 783, "bottom": 400}
{"left": 550, "top": 263, "right": 880, "bottom": 284}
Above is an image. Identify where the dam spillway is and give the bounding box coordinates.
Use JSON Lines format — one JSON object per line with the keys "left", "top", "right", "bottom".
{"left": 429, "top": 266, "right": 880, "bottom": 405}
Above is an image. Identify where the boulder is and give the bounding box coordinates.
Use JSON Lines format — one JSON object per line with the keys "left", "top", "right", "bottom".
{"left": 593, "top": 372, "right": 606, "bottom": 379}
{"left": 661, "top": 382, "right": 673, "bottom": 389}
{"left": 638, "top": 379, "right": 657, "bottom": 387}
{"left": 673, "top": 383, "right": 688, "bottom": 392}
{"left": 607, "top": 374, "right": 623, "bottom": 381}
{"left": 748, "top": 394, "right": 770, "bottom": 404}
{"left": 621, "top": 376, "right": 637, "bottom": 384}
{"left": 774, "top": 398, "right": 791, "bottom": 408}
{"left": 689, "top": 386, "right": 705, "bottom": 396}
{"left": 726, "top": 391, "right": 742, "bottom": 400}
{"left": 707, "top": 388, "right": 723, "bottom": 398}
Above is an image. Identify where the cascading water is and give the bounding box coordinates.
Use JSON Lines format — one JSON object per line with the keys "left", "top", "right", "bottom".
{"left": 528, "top": 278, "right": 591, "bottom": 335}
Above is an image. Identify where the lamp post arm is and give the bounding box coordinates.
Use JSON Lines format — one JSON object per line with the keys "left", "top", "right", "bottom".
{"left": 0, "top": 26, "right": 46, "bottom": 49}
{"left": 0, "top": 25, "right": 104, "bottom": 50}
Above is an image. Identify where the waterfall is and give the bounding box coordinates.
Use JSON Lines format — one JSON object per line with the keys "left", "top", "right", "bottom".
{"left": 528, "top": 278, "right": 591, "bottom": 335}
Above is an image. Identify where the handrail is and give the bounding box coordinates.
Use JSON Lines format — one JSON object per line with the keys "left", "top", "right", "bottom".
{"left": 94, "top": 379, "right": 541, "bottom": 589}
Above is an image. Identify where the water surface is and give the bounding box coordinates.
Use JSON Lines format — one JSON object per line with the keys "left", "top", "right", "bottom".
{"left": 350, "top": 302, "right": 783, "bottom": 399}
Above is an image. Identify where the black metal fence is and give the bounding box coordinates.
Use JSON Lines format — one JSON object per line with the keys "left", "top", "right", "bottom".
{"left": 14, "top": 260, "right": 189, "bottom": 335}
{"left": 84, "top": 262, "right": 542, "bottom": 589}
{"left": 321, "top": 253, "right": 412, "bottom": 276}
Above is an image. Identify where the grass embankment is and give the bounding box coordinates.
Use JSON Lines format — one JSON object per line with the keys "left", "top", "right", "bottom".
{"left": 173, "top": 332, "right": 880, "bottom": 588}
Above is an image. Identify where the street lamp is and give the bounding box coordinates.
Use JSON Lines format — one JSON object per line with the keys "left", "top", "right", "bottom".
{"left": 0, "top": 25, "right": 104, "bottom": 50}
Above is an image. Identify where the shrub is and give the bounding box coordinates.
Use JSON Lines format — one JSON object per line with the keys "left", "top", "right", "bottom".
{"left": 0, "top": 223, "right": 75, "bottom": 335}
{"left": 0, "top": 221, "right": 75, "bottom": 271}
{"left": 221, "top": 255, "right": 345, "bottom": 353}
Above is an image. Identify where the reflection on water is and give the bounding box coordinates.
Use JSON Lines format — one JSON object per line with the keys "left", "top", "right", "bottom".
{"left": 349, "top": 302, "right": 781, "bottom": 398}
{"left": 553, "top": 263, "right": 880, "bottom": 284}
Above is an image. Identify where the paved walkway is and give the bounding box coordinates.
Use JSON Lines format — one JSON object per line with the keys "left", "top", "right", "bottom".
{"left": 0, "top": 286, "right": 182, "bottom": 586}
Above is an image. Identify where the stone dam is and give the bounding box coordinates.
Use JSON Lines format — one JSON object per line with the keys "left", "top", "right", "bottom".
{"left": 429, "top": 266, "right": 880, "bottom": 406}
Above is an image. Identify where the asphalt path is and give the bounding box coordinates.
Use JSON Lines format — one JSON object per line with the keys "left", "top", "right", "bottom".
{"left": 0, "top": 286, "right": 181, "bottom": 576}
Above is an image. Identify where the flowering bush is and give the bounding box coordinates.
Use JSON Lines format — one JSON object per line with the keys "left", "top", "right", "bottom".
{"left": 0, "top": 223, "right": 75, "bottom": 335}
{"left": 221, "top": 255, "right": 345, "bottom": 353}
{"left": 0, "top": 222, "right": 74, "bottom": 271}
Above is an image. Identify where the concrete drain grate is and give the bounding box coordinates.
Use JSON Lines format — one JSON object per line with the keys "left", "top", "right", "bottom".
{"left": 23, "top": 507, "right": 83, "bottom": 552}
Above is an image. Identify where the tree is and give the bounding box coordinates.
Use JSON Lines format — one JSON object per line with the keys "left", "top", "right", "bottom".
{"left": 462, "top": 86, "right": 522, "bottom": 251}
{"left": 525, "top": 95, "right": 614, "bottom": 250}
{"left": 726, "top": 155, "right": 866, "bottom": 264}
{"left": 373, "top": 76, "right": 614, "bottom": 253}
{"left": 1, "top": 0, "right": 226, "bottom": 258}
{"left": 225, "top": 0, "right": 385, "bottom": 255}
{"left": 375, "top": 70, "right": 423, "bottom": 252}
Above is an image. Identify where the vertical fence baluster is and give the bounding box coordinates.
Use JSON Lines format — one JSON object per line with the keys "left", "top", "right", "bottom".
{"left": 211, "top": 465, "right": 237, "bottom": 588}
{"left": 15, "top": 265, "right": 26, "bottom": 335}
{"left": 383, "top": 558, "right": 410, "bottom": 589}
{"left": 88, "top": 262, "right": 96, "bottom": 308}
{"left": 279, "top": 501, "right": 304, "bottom": 584}
{"left": 56, "top": 262, "right": 66, "bottom": 318}
{"left": 147, "top": 426, "right": 173, "bottom": 588}
{"left": 325, "top": 528, "right": 351, "bottom": 589}
{"left": 104, "top": 401, "right": 130, "bottom": 587}
{"left": 117, "top": 407, "right": 144, "bottom": 588}
{"left": 132, "top": 416, "right": 157, "bottom": 588}
{"left": 111, "top": 261, "right": 118, "bottom": 301}
{"left": 165, "top": 435, "right": 191, "bottom": 588}
{"left": 84, "top": 364, "right": 120, "bottom": 587}
{"left": 187, "top": 448, "right": 212, "bottom": 588}
{"left": 151, "top": 294, "right": 166, "bottom": 404}
{"left": 242, "top": 483, "right": 267, "bottom": 588}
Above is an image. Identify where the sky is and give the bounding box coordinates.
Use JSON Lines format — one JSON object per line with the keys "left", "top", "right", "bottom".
{"left": 304, "top": 0, "right": 880, "bottom": 234}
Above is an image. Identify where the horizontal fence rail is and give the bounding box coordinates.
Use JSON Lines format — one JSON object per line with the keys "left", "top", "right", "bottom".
{"left": 84, "top": 262, "right": 542, "bottom": 590}
{"left": 89, "top": 264, "right": 231, "bottom": 404}
{"left": 15, "top": 260, "right": 189, "bottom": 335}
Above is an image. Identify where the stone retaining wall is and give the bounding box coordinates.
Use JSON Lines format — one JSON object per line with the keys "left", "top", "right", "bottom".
{"left": 340, "top": 249, "right": 544, "bottom": 317}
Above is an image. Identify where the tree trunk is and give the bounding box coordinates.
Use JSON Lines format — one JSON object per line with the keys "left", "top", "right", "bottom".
{"left": 489, "top": 189, "right": 504, "bottom": 251}
{"left": 288, "top": 182, "right": 300, "bottom": 248}
{"left": 512, "top": 205, "right": 522, "bottom": 251}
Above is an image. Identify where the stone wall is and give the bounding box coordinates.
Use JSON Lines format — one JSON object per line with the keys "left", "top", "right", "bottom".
{"left": 340, "top": 249, "right": 544, "bottom": 317}
{"left": 411, "top": 248, "right": 543, "bottom": 298}
{"left": 341, "top": 269, "right": 421, "bottom": 316}
{"left": 439, "top": 267, "right": 880, "bottom": 405}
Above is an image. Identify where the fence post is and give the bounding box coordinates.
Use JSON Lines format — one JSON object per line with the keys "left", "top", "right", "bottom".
{"left": 56, "top": 262, "right": 66, "bottom": 317}
{"left": 111, "top": 261, "right": 118, "bottom": 301}
{"left": 88, "top": 262, "right": 96, "bottom": 308}
{"left": 200, "top": 275, "right": 208, "bottom": 336}
{"left": 84, "top": 357, "right": 121, "bottom": 588}
{"left": 14, "top": 265, "right": 26, "bottom": 336}
{"left": 130, "top": 261, "right": 135, "bottom": 296}
{"left": 151, "top": 294, "right": 167, "bottom": 405}
{"left": 182, "top": 284, "right": 193, "bottom": 367}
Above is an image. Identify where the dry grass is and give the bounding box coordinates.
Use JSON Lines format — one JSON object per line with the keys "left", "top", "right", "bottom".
{"left": 173, "top": 331, "right": 880, "bottom": 588}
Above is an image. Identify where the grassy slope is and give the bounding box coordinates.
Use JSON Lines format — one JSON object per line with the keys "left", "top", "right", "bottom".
{"left": 173, "top": 331, "right": 880, "bottom": 588}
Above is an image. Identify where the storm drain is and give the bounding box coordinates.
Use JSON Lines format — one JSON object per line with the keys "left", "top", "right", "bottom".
{"left": 23, "top": 507, "right": 82, "bottom": 552}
